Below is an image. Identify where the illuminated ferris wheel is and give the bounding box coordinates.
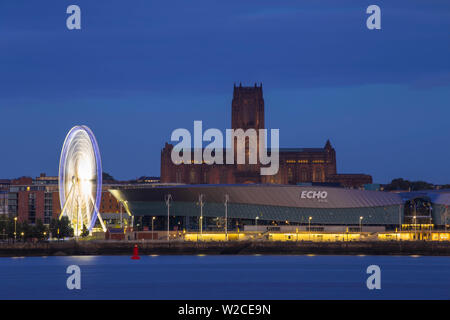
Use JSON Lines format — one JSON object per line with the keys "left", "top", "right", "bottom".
{"left": 58, "top": 125, "right": 106, "bottom": 236}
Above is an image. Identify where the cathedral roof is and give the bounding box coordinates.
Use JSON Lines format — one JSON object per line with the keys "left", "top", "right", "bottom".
{"left": 278, "top": 148, "right": 326, "bottom": 153}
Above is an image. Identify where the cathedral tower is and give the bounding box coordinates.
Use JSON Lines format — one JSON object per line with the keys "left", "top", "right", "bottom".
{"left": 231, "top": 83, "right": 265, "bottom": 131}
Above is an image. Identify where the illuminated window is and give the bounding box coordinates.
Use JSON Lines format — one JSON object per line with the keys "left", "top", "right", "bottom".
{"left": 176, "top": 170, "right": 182, "bottom": 183}
{"left": 314, "top": 168, "right": 324, "bottom": 182}
{"left": 300, "top": 168, "right": 309, "bottom": 181}
{"left": 288, "top": 168, "right": 294, "bottom": 184}
{"left": 189, "top": 169, "right": 196, "bottom": 183}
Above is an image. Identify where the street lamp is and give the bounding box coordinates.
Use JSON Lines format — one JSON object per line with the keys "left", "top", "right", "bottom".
{"left": 120, "top": 201, "right": 123, "bottom": 228}
{"left": 255, "top": 216, "right": 259, "bottom": 230}
{"left": 308, "top": 217, "right": 312, "bottom": 240}
{"left": 13, "top": 216, "right": 18, "bottom": 241}
{"left": 224, "top": 194, "right": 229, "bottom": 241}
{"left": 152, "top": 216, "right": 156, "bottom": 239}
{"left": 413, "top": 216, "right": 417, "bottom": 240}
{"left": 359, "top": 216, "right": 363, "bottom": 237}
{"left": 199, "top": 194, "right": 204, "bottom": 238}
{"left": 429, "top": 205, "right": 433, "bottom": 239}
{"left": 446, "top": 206, "right": 448, "bottom": 232}
{"left": 165, "top": 194, "right": 172, "bottom": 241}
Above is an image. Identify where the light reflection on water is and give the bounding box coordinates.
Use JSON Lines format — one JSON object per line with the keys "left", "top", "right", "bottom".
{"left": 0, "top": 255, "right": 449, "bottom": 300}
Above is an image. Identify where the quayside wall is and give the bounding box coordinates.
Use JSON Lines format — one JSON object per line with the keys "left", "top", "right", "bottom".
{"left": 0, "top": 241, "right": 449, "bottom": 256}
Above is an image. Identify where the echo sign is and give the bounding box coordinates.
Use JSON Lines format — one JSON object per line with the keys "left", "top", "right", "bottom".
{"left": 300, "top": 191, "right": 328, "bottom": 200}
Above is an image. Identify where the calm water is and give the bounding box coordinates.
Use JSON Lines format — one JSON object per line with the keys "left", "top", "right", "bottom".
{"left": 0, "top": 255, "right": 449, "bottom": 300}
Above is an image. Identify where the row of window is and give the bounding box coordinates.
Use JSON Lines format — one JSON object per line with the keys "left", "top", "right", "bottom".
{"left": 285, "top": 159, "right": 327, "bottom": 164}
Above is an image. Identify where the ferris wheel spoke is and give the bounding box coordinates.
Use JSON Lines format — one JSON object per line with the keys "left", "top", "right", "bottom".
{"left": 59, "top": 182, "right": 75, "bottom": 220}
{"left": 89, "top": 193, "right": 106, "bottom": 232}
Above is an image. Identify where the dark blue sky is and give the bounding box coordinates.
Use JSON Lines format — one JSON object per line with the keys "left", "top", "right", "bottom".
{"left": 1, "top": 1, "right": 449, "bottom": 183}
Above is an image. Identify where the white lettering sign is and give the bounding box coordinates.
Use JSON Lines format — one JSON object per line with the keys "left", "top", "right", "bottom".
{"left": 300, "top": 191, "right": 328, "bottom": 200}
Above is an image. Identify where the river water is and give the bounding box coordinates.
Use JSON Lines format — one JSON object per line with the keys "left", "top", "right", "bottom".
{"left": 0, "top": 255, "right": 448, "bottom": 299}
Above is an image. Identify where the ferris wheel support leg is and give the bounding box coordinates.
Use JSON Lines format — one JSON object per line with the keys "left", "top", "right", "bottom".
{"left": 89, "top": 193, "right": 107, "bottom": 233}
{"left": 121, "top": 201, "right": 133, "bottom": 217}
{"left": 59, "top": 183, "right": 75, "bottom": 220}
{"left": 97, "top": 212, "right": 107, "bottom": 233}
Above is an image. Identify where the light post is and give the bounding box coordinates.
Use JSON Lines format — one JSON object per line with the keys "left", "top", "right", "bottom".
{"left": 413, "top": 216, "right": 417, "bottom": 240}
{"left": 199, "top": 194, "right": 204, "bottom": 239}
{"left": 120, "top": 201, "right": 123, "bottom": 228}
{"left": 429, "top": 205, "right": 433, "bottom": 239}
{"left": 224, "top": 194, "right": 229, "bottom": 241}
{"left": 359, "top": 216, "right": 363, "bottom": 240}
{"left": 446, "top": 206, "right": 448, "bottom": 232}
{"left": 152, "top": 216, "right": 156, "bottom": 239}
{"left": 165, "top": 194, "right": 172, "bottom": 241}
{"left": 255, "top": 216, "right": 259, "bottom": 231}
{"left": 308, "top": 216, "right": 312, "bottom": 240}
{"left": 20, "top": 232, "right": 24, "bottom": 241}
{"left": 14, "top": 217, "right": 17, "bottom": 242}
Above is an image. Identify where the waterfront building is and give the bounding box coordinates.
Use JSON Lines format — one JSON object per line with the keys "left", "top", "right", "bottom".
{"left": 4, "top": 174, "right": 123, "bottom": 226}
{"left": 110, "top": 184, "right": 450, "bottom": 240}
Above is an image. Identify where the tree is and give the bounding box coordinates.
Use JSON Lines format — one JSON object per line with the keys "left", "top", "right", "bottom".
{"left": 81, "top": 224, "right": 89, "bottom": 237}
{"left": 50, "top": 217, "right": 74, "bottom": 239}
{"left": 0, "top": 216, "right": 8, "bottom": 240}
{"left": 384, "top": 178, "right": 434, "bottom": 192}
{"left": 384, "top": 178, "right": 411, "bottom": 191}
{"left": 102, "top": 172, "right": 115, "bottom": 182}
{"left": 33, "top": 219, "right": 48, "bottom": 240}
{"left": 410, "top": 181, "right": 433, "bottom": 191}
{"left": 20, "top": 221, "right": 33, "bottom": 240}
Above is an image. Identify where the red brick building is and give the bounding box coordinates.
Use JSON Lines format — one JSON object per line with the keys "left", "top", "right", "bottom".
{"left": 9, "top": 184, "right": 60, "bottom": 224}
{"left": 161, "top": 84, "right": 372, "bottom": 188}
{"left": 8, "top": 175, "right": 121, "bottom": 225}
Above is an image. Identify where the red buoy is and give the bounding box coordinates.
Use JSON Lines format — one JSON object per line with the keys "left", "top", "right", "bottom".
{"left": 131, "top": 244, "right": 140, "bottom": 260}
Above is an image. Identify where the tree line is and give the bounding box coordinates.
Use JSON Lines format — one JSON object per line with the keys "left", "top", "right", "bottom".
{"left": 0, "top": 216, "right": 88, "bottom": 241}
{"left": 383, "top": 178, "right": 448, "bottom": 191}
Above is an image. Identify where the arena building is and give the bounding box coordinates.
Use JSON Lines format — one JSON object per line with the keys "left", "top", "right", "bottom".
{"left": 109, "top": 184, "right": 410, "bottom": 233}
{"left": 399, "top": 189, "right": 450, "bottom": 227}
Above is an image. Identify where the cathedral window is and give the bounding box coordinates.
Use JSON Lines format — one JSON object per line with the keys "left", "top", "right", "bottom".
{"left": 288, "top": 168, "right": 294, "bottom": 184}
{"left": 189, "top": 169, "right": 196, "bottom": 184}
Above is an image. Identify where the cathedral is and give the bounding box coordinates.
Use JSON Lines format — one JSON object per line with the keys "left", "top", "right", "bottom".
{"left": 160, "top": 84, "right": 372, "bottom": 188}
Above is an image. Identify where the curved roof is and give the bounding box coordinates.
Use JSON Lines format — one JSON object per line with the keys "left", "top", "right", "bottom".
{"left": 400, "top": 189, "right": 450, "bottom": 206}
{"left": 110, "top": 184, "right": 402, "bottom": 209}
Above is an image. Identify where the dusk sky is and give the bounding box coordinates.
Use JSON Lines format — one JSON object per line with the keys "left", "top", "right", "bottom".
{"left": 1, "top": 0, "right": 449, "bottom": 183}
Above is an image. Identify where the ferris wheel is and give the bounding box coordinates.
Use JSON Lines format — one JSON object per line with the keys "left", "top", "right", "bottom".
{"left": 58, "top": 125, "right": 106, "bottom": 236}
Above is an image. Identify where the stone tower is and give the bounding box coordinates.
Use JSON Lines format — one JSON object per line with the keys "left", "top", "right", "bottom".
{"left": 231, "top": 83, "right": 265, "bottom": 182}
{"left": 231, "top": 83, "right": 265, "bottom": 131}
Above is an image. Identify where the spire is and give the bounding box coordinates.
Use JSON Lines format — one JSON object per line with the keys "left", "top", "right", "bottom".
{"left": 325, "top": 139, "right": 332, "bottom": 150}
